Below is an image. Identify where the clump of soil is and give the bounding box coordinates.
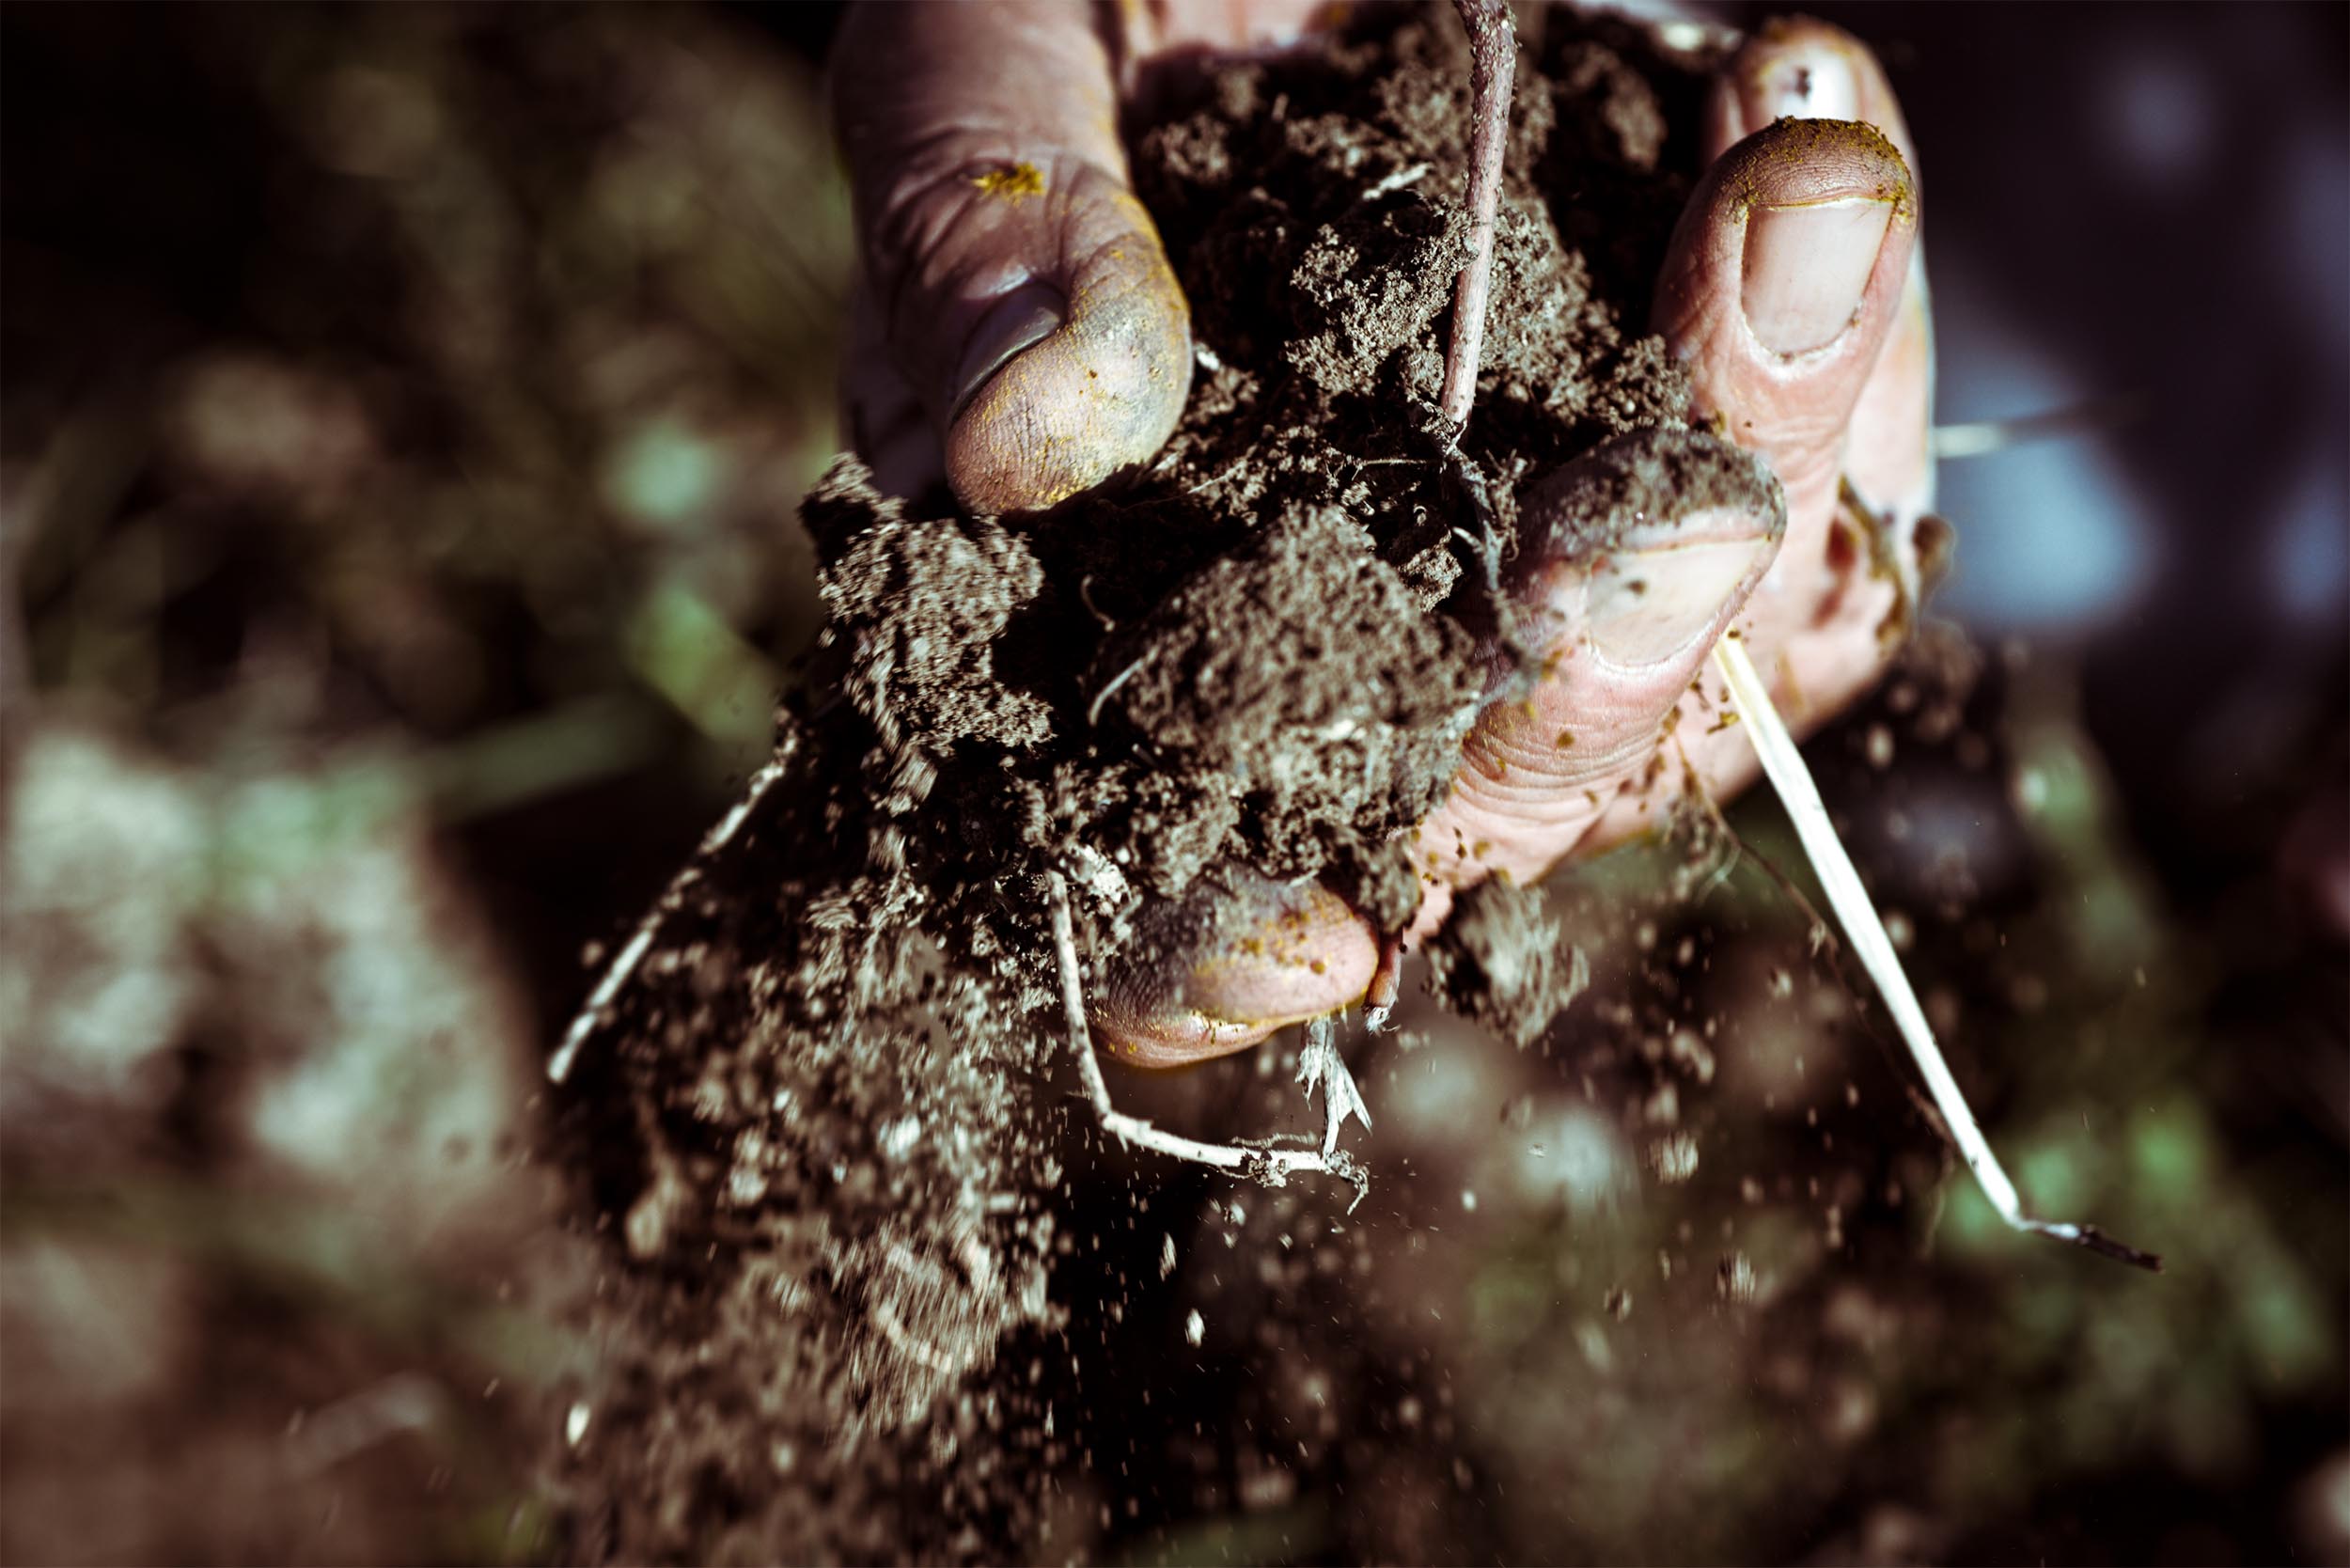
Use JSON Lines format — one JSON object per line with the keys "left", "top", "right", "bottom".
{"left": 555, "top": 8, "right": 1731, "bottom": 1560}
{"left": 1425, "top": 876, "right": 1593, "bottom": 1048}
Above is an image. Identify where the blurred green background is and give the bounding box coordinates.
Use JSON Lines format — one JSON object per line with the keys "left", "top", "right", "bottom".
{"left": 3, "top": 6, "right": 851, "bottom": 1560}
{"left": 1, "top": 4, "right": 2342, "bottom": 1565}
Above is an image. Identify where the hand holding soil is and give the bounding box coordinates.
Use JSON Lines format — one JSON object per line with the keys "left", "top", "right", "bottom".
{"left": 830, "top": 6, "right": 1935, "bottom": 1060}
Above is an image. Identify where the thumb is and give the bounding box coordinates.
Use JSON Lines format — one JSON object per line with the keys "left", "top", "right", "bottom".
{"left": 1702, "top": 16, "right": 1936, "bottom": 536}
{"left": 1652, "top": 115, "right": 1917, "bottom": 573}
{"left": 831, "top": 1, "right": 1191, "bottom": 514}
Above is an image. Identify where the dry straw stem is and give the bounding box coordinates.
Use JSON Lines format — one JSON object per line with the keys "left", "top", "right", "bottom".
{"left": 1048, "top": 872, "right": 1369, "bottom": 1209}
{"left": 547, "top": 747, "right": 794, "bottom": 1084}
{"left": 1711, "top": 634, "right": 2159, "bottom": 1271}
{"left": 1438, "top": 0, "right": 1516, "bottom": 434}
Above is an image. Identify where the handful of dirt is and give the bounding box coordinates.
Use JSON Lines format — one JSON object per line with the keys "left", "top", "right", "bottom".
{"left": 555, "top": 8, "right": 1738, "bottom": 1560}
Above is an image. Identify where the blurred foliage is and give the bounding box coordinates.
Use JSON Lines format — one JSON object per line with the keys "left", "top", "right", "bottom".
{"left": 7, "top": 1, "right": 845, "bottom": 777}
{"left": 3, "top": 5, "right": 849, "bottom": 1562}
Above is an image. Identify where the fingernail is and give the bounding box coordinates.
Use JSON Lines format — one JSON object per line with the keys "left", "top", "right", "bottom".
{"left": 949, "top": 280, "right": 1066, "bottom": 418}
{"left": 1585, "top": 523, "right": 1773, "bottom": 669}
{"left": 1735, "top": 35, "right": 1859, "bottom": 135}
{"left": 1742, "top": 196, "right": 1892, "bottom": 355}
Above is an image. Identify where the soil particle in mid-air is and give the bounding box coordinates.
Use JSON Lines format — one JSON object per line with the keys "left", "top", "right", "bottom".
{"left": 1424, "top": 874, "right": 1594, "bottom": 1048}
{"left": 552, "top": 8, "right": 1738, "bottom": 1560}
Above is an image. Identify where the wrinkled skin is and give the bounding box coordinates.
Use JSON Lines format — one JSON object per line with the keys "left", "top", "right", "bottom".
{"left": 831, "top": 4, "right": 1935, "bottom": 1061}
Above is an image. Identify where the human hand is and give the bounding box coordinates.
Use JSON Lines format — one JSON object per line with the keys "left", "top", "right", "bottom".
{"left": 829, "top": 7, "right": 1934, "bottom": 1060}
{"left": 833, "top": 0, "right": 1335, "bottom": 513}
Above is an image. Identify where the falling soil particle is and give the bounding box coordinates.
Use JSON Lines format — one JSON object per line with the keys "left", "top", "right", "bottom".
{"left": 550, "top": 8, "right": 1735, "bottom": 1560}
{"left": 1425, "top": 875, "right": 1593, "bottom": 1048}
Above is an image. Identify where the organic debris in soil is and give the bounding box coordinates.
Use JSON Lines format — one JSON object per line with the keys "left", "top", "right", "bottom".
{"left": 553, "top": 8, "right": 1731, "bottom": 1560}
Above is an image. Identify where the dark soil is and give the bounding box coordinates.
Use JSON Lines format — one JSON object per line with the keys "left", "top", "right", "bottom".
{"left": 551, "top": 8, "right": 1738, "bottom": 1560}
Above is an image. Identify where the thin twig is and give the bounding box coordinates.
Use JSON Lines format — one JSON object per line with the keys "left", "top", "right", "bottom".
{"left": 1667, "top": 730, "right": 1747, "bottom": 906}
{"left": 1710, "top": 635, "right": 2159, "bottom": 1271}
{"left": 547, "top": 746, "right": 794, "bottom": 1084}
{"left": 1087, "top": 653, "right": 1148, "bottom": 728}
{"left": 1446, "top": 461, "right": 1504, "bottom": 592}
{"left": 1438, "top": 0, "right": 1516, "bottom": 435}
{"left": 1671, "top": 726, "right": 1826, "bottom": 934}
{"left": 1047, "top": 872, "right": 1368, "bottom": 1209}
{"left": 1076, "top": 573, "right": 1116, "bottom": 632}
{"left": 1361, "top": 161, "right": 1434, "bottom": 201}
{"left": 1932, "top": 393, "right": 2145, "bottom": 460}
{"left": 1297, "top": 1012, "right": 1372, "bottom": 1156}
{"left": 1182, "top": 447, "right": 1255, "bottom": 496}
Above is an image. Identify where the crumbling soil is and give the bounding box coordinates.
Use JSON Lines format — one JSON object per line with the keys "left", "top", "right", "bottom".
{"left": 1425, "top": 875, "right": 1593, "bottom": 1048}
{"left": 552, "top": 8, "right": 1738, "bottom": 1560}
